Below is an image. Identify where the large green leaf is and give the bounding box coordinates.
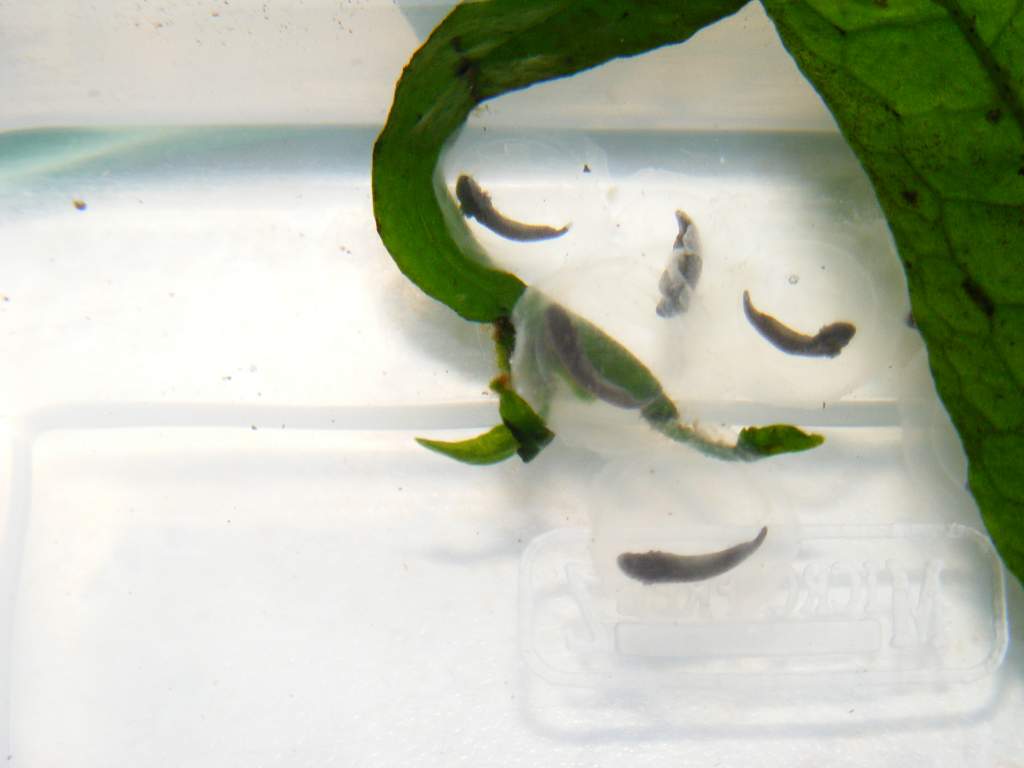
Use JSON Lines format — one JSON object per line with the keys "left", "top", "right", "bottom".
{"left": 758, "top": 0, "right": 1024, "bottom": 584}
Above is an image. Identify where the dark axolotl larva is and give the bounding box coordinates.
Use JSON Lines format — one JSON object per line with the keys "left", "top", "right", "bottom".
{"left": 455, "top": 175, "right": 570, "bottom": 242}
{"left": 617, "top": 526, "right": 767, "bottom": 584}
{"left": 742, "top": 291, "right": 856, "bottom": 358}
{"left": 657, "top": 209, "right": 702, "bottom": 318}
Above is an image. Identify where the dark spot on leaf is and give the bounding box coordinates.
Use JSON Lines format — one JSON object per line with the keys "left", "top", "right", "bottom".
{"left": 986, "top": 108, "right": 1002, "bottom": 124}
{"left": 882, "top": 103, "right": 902, "bottom": 120}
{"left": 831, "top": 22, "right": 847, "bottom": 37}
{"left": 962, "top": 277, "right": 995, "bottom": 317}
{"left": 1018, "top": 167, "right": 1024, "bottom": 176}
{"left": 450, "top": 35, "right": 464, "bottom": 53}
{"left": 901, "top": 189, "right": 919, "bottom": 206}
{"left": 873, "top": 0, "right": 888, "bottom": 6}
{"left": 454, "top": 58, "right": 482, "bottom": 102}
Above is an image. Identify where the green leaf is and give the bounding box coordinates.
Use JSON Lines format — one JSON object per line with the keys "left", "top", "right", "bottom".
{"left": 372, "top": 0, "right": 746, "bottom": 322}
{"left": 415, "top": 384, "right": 553, "bottom": 465}
{"left": 758, "top": 0, "right": 1024, "bottom": 583}
{"left": 737, "top": 424, "right": 826, "bottom": 458}
{"left": 495, "top": 381, "right": 555, "bottom": 462}
{"left": 416, "top": 425, "right": 519, "bottom": 465}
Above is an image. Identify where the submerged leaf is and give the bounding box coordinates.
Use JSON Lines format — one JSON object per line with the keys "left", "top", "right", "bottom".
{"left": 759, "top": 0, "right": 1024, "bottom": 581}
{"left": 495, "top": 379, "right": 555, "bottom": 462}
{"left": 416, "top": 425, "right": 519, "bottom": 465}
{"left": 737, "top": 424, "right": 825, "bottom": 458}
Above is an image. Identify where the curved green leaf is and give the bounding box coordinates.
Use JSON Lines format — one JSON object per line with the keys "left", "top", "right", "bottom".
{"left": 416, "top": 425, "right": 519, "bottom": 465}
{"left": 759, "top": 0, "right": 1024, "bottom": 582}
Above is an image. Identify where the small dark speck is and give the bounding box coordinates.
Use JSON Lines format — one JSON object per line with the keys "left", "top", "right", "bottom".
{"left": 583, "top": 164, "right": 591, "bottom": 173}
{"left": 986, "top": 108, "right": 1002, "bottom": 124}
{"left": 251, "top": 425, "right": 258, "bottom": 431}
{"left": 72, "top": 198, "right": 87, "bottom": 210}
{"left": 822, "top": 401, "right": 826, "bottom": 409}
{"left": 901, "top": 189, "right": 918, "bottom": 206}
{"left": 1018, "top": 167, "right": 1024, "bottom": 176}
{"left": 873, "top": 0, "right": 888, "bottom": 6}
{"left": 222, "top": 375, "right": 232, "bottom": 381}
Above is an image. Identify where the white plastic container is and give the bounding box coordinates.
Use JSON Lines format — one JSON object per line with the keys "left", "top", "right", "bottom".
{"left": 1, "top": 2, "right": 1020, "bottom": 766}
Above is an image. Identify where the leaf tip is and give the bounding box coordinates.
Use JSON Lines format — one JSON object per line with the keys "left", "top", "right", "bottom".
{"left": 415, "top": 425, "right": 519, "bottom": 465}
